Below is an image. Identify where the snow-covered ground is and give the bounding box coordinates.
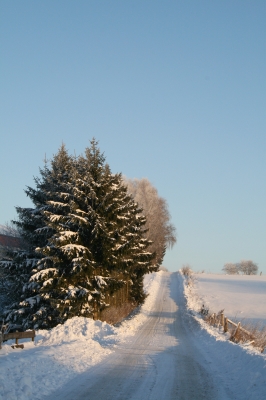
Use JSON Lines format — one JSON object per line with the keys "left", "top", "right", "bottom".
{"left": 0, "top": 272, "right": 161, "bottom": 400}
{"left": 181, "top": 272, "right": 266, "bottom": 400}
{"left": 1, "top": 271, "right": 266, "bottom": 400}
{"left": 191, "top": 273, "right": 266, "bottom": 326}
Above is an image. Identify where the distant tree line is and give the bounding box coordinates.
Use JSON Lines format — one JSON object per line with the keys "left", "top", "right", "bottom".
{"left": 0, "top": 139, "right": 176, "bottom": 329}
{"left": 222, "top": 260, "right": 258, "bottom": 275}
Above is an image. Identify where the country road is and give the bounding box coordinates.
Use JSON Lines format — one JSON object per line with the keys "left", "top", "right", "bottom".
{"left": 45, "top": 272, "right": 236, "bottom": 400}
{"left": 1, "top": 272, "right": 265, "bottom": 399}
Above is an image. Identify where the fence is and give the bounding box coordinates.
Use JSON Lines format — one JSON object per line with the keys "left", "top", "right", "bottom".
{"left": 202, "top": 309, "right": 266, "bottom": 353}
{"left": 0, "top": 329, "right": 35, "bottom": 349}
{"left": 219, "top": 312, "right": 254, "bottom": 341}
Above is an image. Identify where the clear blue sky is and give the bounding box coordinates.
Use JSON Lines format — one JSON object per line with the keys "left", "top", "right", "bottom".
{"left": 1, "top": 1, "right": 265, "bottom": 273}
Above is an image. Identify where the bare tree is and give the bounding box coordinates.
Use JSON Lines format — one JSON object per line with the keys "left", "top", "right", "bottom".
{"left": 0, "top": 222, "right": 21, "bottom": 238}
{"left": 222, "top": 260, "right": 258, "bottom": 275}
{"left": 0, "top": 223, "right": 26, "bottom": 259}
{"left": 238, "top": 260, "right": 258, "bottom": 275}
{"left": 123, "top": 177, "right": 177, "bottom": 266}
{"left": 222, "top": 262, "right": 240, "bottom": 275}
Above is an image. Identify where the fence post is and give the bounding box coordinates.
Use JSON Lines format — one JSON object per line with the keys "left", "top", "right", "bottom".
{"left": 220, "top": 312, "right": 224, "bottom": 327}
{"left": 224, "top": 317, "right": 228, "bottom": 332}
{"left": 233, "top": 322, "right": 241, "bottom": 339}
{"left": 93, "top": 300, "right": 98, "bottom": 320}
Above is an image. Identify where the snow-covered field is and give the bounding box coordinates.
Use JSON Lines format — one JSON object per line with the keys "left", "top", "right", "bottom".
{"left": 0, "top": 272, "right": 161, "bottom": 400}
{"left": 191, "top": 273, "right": 266, "bottom": 326}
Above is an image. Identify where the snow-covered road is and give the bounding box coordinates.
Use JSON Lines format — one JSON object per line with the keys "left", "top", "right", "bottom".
{"left": 44, "top": 273, "right": 237, "bottom": 400}
{"left": 1, "top": 272, "right": 265, "bottom": 400}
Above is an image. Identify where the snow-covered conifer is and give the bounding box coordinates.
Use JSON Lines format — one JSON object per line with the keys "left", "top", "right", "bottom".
{"left": 4, "top": 140, "right": 155, "bottom": 329}
{"left": 3, "top": 145, "right": 75, "bottom": 328}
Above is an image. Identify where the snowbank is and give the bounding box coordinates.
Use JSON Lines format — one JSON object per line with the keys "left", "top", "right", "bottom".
{"left": 181, "top": 271, "right": 266, "bottom": 355}
{"left": 0, "top": 271, "right": 162, "bottom": 400}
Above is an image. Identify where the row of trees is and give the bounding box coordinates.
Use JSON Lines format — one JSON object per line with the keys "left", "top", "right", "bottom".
{"left": 0, "top": 139, "right": 176, "bottom": 329}
{"left": 222, "top": 260, "right": 258, "bottom": 275}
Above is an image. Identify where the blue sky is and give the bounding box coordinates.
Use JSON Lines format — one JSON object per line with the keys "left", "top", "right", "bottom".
{"left": 1, "top": 1, "right": 265, "bottom": 273}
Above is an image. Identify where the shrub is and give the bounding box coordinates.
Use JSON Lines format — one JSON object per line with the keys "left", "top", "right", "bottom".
{"left": 181, "top": 264, "right": 193, "bottom": 277}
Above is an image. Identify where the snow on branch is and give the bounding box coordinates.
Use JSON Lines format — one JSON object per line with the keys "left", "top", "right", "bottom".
{"left": 49, "top": 215, "right": 62, "bottom": 223}
{"left": 69, "top": 214, "right": 88, "bottom": 223}
{"left": 95, "top": 276, "right": 107, "bottom": 288}
{"left": 30, "top": 268, "right": 58, "bottom": 282}
{"left": 47, "top": 201, "right": 69, "bottom": 207}
{"left": 20, "top": 295, "right": 41, "bottom": 308}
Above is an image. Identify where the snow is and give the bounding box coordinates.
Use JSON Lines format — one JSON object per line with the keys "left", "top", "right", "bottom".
{"left": 20, "top": 296, "right": 40, "bottom": 308}
{"left": 180, "top": 272, "right": 266, "bottom": 399}
{"left": 47, "top": 201, "right": 68, "bottom": 207}
{"left": 75, "top": 209, "right": 87, "bottom": 215}
{"left": 0, "top": 271, "right": 265, "bottom": 399}
{"left": 61, "top": 244, "right": 87, "bottom": 252}
{"left": 0, "top": 272, "right": 159, "bottom": 400}
{"left": 192, "top": 273, "right": 266, "bottom": 326}
{"left": 30, "top": 268, "right": 57, "bottom": 282}
{"left": 66, "top": 286, "right": 90, "bottom": 298}
{"left": 57, "top": 231, "right": 77, "bottom": 238}
{"left": 69, "top": 214, "right": 87, "bottom": 223}
{"left": 49, "top": 215, "right": 61, "bottom": 223}
{"left": 95, "top": 276, "right": 107, "bottom": 288}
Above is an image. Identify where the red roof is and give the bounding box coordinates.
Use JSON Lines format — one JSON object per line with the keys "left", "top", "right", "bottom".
{"left": 0, "top": 234, "right": 23, "bottom": 249}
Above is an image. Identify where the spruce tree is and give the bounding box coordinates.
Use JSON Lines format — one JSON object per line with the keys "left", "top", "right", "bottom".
{"left": 3, "top": 145, "right": 74, "bottom": 328}
{"left": 4, "top": 140, "right": 156, "bottom": 329}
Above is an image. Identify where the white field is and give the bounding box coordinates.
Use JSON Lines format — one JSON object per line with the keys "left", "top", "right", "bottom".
{"left": 193, "top": 273, "right": 266, "bottom": 326}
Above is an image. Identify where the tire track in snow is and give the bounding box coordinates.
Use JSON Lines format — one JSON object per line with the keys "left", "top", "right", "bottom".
{"left": 46, "top": 272, "right": 224, "bottom": 400}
